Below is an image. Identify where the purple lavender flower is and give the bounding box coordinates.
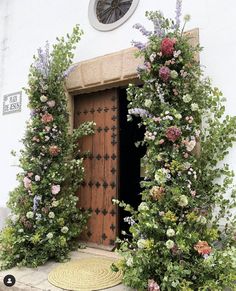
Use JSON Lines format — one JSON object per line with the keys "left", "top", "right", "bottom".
{"left": 131, "top": 40, "right": 146, "bottom": 50}
{"left": 128, "top": 108, "right": 152, "bottom": 118}
{"left": 30, "top": 110, "right": 37, "bottom": 117}
{"left": 33, "top": 195, "right": 41, "bottom": 212}
{"left": 133, "top": 23, "right": 152, "bottom": 36}
{"left": 34, "top": 41, "right": 50, "bottom": 79}
{"left": 61, "top": 64, "right": 78, "bottom": 79}
{"left": 175, "top": 0, "right": 182, "bottom": 29}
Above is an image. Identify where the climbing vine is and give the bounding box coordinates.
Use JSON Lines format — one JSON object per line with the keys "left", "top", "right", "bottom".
{"left": 113, "top": 2, "right": 236, "bottom": 290}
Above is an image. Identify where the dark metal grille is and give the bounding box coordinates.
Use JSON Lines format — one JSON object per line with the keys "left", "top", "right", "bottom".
{"left": 96, "top": 0, "right": 133, "bottom": 24}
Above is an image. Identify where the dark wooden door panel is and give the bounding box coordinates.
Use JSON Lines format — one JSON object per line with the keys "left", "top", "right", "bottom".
{"left": 74, "top": 89, "right": 119, "bottom": 247}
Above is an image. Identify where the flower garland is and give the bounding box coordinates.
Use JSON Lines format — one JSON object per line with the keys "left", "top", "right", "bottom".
{"left": 113, "top": 1, "right": 236, "bottom": 290}
{"left": 0, "top": 25, "right": 95, "bottom": 269}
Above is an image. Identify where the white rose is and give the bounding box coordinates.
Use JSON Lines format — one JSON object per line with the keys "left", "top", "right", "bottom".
{"left": 166, "top": 229, "right": 175, "bottom": 237}
{"left": 183, "top": 94, "right": 192, "bottom": 103}
{"left": 178, "top": 195, "right": 188, "bottom": 207}
{"left": 40, "top": 95, "right": 48, "bottom": 102}
{"left": 46, "top": 232, "right": 53, "bottom": 239}
{"left": 61, "top": 226, "right": 69, "bottom": 234}
{"left": 170, "top": 70, "right": 178, "bottom": 79}
{"left": 35, "top": 175, "right": 41, "bottom": 181}
{"left": 186, "top": 140, "right": 196, "bottom": 152}
{"left": 52, "top": 200, "right": 59, "bottom": 207}
{"left": 144, "top": 99, "right": 152, "bottom": 108}
{"left": 137, "top": 238, "right": 147, "bottom": 249}
{"left": 48, "top": 211, "right": 55, "bottom": 219}
{"left": 155, "top": 169, "right": 168, "bottom": 184}
{"left": 191, "top": 103, "right": 199, "bottom": 111}
{"left": 166, "top": 240, "right": 175, "bottom": 249}
{"left": 26, "top": 211, "right": 34, "bottom": 219}
{"left": 175, "top": 113, "right": 182, "bottom": 120}
{"left": 138, "top": 202, "right": 149, "bottom": 212}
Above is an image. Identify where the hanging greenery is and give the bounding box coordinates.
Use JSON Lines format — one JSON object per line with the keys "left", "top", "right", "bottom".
{"left": 0, "top": 25, "right": 95, "bottom": 269}
{"left": 113, "top": 1, "right": 236, "bottom": 290}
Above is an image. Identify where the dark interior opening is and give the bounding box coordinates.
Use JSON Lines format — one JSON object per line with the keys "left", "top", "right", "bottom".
{"left": 118, "top": 87, "right": 146, "bottom": 235}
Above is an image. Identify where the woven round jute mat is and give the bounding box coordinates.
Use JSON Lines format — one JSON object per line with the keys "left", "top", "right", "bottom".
{"left": 48, "top": 258, "right": 123, "bottom": 291}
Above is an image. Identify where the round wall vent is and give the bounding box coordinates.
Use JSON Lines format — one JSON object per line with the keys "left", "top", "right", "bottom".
{"left": 88, "top": 0, "right": 139, "bottom": 31}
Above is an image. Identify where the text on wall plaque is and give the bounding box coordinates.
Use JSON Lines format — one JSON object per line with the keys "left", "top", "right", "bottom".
{"left": 2, "top": 91, "right": 22, "bottom": 115}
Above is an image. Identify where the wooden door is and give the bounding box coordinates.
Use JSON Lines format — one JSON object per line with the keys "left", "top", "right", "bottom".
{"left": 74, "top": 89, "right": 119, "bottom": 247}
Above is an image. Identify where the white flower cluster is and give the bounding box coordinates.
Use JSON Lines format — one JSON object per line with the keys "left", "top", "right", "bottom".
{"left": 145, "top": 130, "right": 157, "bottom": 141}
{"left": 155, "top": 168, "right": 171, "bottom": 184}
{"left": 138, "top": 202, "right": 149, "bottom": 212}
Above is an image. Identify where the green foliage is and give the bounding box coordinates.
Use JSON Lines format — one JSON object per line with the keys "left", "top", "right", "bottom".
{"left": 0, "top": 25, "right": 95, "bottom": 269}
{"left": 114, "top": 8, "right": 236, "bottom": 291}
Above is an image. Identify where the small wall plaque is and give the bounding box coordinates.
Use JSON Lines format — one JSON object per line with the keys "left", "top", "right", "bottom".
{"left": 2, "top": 91, "right": 22, "bottom": 115}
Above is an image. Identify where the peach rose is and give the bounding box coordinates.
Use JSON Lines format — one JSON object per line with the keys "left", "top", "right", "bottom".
{"left": 49, "top": 145, "right": 60, "bottom": 156}
{"left": 41, "top": 113, "right": 53, "bottom": 123}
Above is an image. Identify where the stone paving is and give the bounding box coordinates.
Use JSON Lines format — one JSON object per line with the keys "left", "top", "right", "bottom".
{"left": 0, "top": 248, "right": 134, "bottom": 291}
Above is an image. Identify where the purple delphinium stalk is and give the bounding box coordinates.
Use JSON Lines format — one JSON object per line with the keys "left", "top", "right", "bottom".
{"left": 61, "top": 64, "right": 78, "bottom": 79}
{"left": 133, "top": 23, "right": 152, "bottom": 37}
{"left": 152, "top": 11, "right": 165, "bottom": 37}
{"left": 131, "top": 40, "right": 146, "bottom": 50}
{"left": 137, "top": 64, "right": 147, "bottom": 75}
{"left": 153, "top": 18, "right": 164, "bottom": 37}
{"left": 175, "top": 0, "right": 182, "bottom": 29}
{"left": 34, "top": 41, "right": 50, "bottom": 79}
{"left": 128, "top": 108, "right": 152, "bottom": 118}
{"left": 33, "top": 195, "right": 41, "bottom": 212}
{"left": 30, "top": 109, "right": 37, "bottom": 117}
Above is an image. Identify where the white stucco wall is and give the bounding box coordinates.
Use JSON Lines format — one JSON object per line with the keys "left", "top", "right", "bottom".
{"left": 0, "top": 0, "right": 236, "bottom": 215}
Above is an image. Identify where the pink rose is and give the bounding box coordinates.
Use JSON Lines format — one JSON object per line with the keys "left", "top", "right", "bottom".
{"left": 45, "top": 126, "right": 51, "bottom": 132}
{"left": 51, "top": 185, "right": 60, "bottom": 195}
{"left": 32, "top": 136, "right": 40, "bottom": 142}
{"left": 47, "top": 100, "right": 56, "bottom": 108}
{"left": 184, "top": 152, "right": 189, "bottom": 159}
{"left": 161, "top": 37, "right": 175, "bottom": 57}
{"left": 165, "top": 126, "right": 182, "bottom": 142}
{"left": 41, "top": 113, "right": 53, "bottom": 123}
{"left": 23, "top": 176, "right": 32, "bottom": 189}
{"left": 153, "top": 117, "right": 161, "bottom": 123}
{"left": 148, "top": 279, "right": 160, "bottom": 291}
{"left": 191, "top": 190, "right": 196, "bottom": 197}
{"left": 159, "top": 66, "right": 170, "bottom": 82}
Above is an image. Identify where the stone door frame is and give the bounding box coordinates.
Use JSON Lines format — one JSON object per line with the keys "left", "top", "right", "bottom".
{"left": 64, "top": 28, "right": 199, "bottom": 249}
{"left": 65, "top": 28, "right": 199, "bottom": 131}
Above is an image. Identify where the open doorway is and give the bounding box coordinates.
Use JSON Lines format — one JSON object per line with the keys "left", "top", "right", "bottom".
{"left": 74, "top": 87, "right": 145, "bottom": 247}
{"left": 119, "top": 87, "right": 146, "bottom": 235}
